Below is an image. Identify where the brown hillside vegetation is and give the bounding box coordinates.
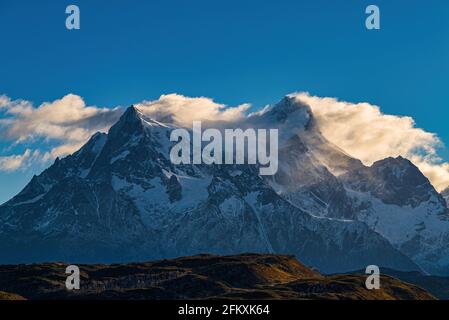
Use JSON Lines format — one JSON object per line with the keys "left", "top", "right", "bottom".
{"left": 0, "top": 254, "right": 435, "bottom": 300}
{"left": 0, "top": 291, "right": 25, "bottom": 300}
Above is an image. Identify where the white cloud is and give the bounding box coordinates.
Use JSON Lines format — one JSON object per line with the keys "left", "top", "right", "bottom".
{"left": 136, "top": 94, "right": 250, "bottom": 127}
{"left": 409, "top": 155, "right": 449, "bottom": 192}
{"left": 293, "top": 92, "right": 449, "bottom": 191}
{"left": 0, "top": 149, "right": 46, "bottom": 172}
{"left": 0, "top": 95, "right": 11, "bottom": 108}
{"left": 0, "top": 93, "right": 249, "bottom": 172}
{"left": 2, "top": 92, "right": 448, "bottom": 192}
{"left": 0, "top": 94, "right": 123, "bottom": 143}
{"left": 0, "top": 94, "right": 124, "bottom": 167}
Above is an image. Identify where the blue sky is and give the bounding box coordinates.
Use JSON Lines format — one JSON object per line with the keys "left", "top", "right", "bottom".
{"left": 0, "top": 0, "right": 448, "bottom": 203}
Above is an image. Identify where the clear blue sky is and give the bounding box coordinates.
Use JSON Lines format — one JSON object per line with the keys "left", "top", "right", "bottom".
{"left": 0, "top": 0, "right": 448, "bottom": 203}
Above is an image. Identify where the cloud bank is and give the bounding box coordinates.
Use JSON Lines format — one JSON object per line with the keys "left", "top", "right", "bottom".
{"left": 135, "top": 94, "right": 250, "bottom": 127}
{"left": 0, "top": 93, "right": 248, "bottom": 172}
{"left": 1, "top": 92, "right": 448, "bottom": 192}
{"left": 0, "top": 94, "right": 123, "bottom": 170}
{"left": 0, "top": 149, "right": 45, "bottom": 172}
{"left": 293, "top": 93, "right": 449, "bottom": 191}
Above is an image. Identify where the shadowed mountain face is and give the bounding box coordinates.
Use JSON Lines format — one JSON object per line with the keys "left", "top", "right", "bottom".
{"left": 0, "top": 254, "right": 435, "bottom": 300}
{"left": 0, "top": 95, "right": 448, "bottom": 276}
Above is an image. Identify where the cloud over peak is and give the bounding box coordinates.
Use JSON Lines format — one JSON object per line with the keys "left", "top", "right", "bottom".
{"left": 0, "top": 94, "right": 124, "bottom": 163}
{"left": 0, "top": 94, "right": 123, "bottom": 144}
{"left": 1, "top": 92, "right": 448, "bottom": 192}
{"left": 0, "top": 93, "right": 249, "bottom": 172}
{"left": 135, "top": 94, "right": 250, "bottom": 127}
{"left": 292, "top": 92, "right": 449, "bottom": 191}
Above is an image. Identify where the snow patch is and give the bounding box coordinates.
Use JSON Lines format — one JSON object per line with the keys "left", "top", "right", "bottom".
{"left": 111, "top": 150, "right": 130, "bottom": 164}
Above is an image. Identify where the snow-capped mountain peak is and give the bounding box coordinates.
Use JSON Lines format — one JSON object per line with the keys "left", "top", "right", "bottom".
{"left": 266, "top": 95, "right": 312, "bottom": 123}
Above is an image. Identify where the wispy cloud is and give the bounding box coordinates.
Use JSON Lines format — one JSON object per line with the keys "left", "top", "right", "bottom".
{"left": 0, "top": 93, "right": 248, "bottom": 172}
{"left": 0, "top": 95, "right": 11, "bottom": 108}
{"left": 0, "top": 149, "right": 47, "bottom": 172}
{"left": 0, "top": 94, "right": 124, "bottom": 167}
{"left": 135, "top": 94, "right": 250, "bottom": 127}
{"left": 293, "top": 93, "right": 449, "bottom": 191}
{"left": 1, "top": 92, "right": 448, "bottom": 192}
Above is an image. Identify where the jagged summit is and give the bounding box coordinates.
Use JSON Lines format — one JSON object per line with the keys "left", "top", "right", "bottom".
{"left": 343, "top": 155, "right": 436, "bottom": 207}
{"left": 103, "top": 106, "right": 144, "bottom": 150}
{"left": 112, "top": 105, "right": 171, "bottom": 131}
{"left": 269, "top": 95, "right": 312, "bottom": 122}
{"left": 260, "top": 95, "right": 313, "bottom": 126}
{"left": 74, "top": 132, "right": 107, "bottom": 156}
{"left": 372, "top": 156, "right": 414, "bottom": 169}
{"left": 122, "top": 104, "right": 140, "bottom": 119}
{"left": 248, "top": 96, "right": 316, "bottom": 146}
{"left": 372, "top": 156, "right": 431, "bottom": 186}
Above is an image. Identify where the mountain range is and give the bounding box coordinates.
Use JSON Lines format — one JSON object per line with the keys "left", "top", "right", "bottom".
{"left": 1, "top": 95, "right": 448, "bottom": 276}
